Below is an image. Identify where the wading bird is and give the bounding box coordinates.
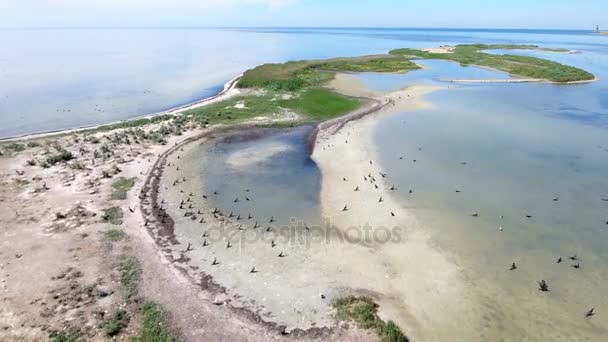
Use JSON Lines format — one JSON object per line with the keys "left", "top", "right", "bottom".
{"left": 586, "top": 308, "right": 595, "bottom": 318}
{"left": 212, "top": 257, "right": 219, "bottom": 265}
{"left": 510, "top": 263, "right": 517, "bottom": 271}
{"left": 342, "top": 205, "right": 349, "bottom": 212}
{"left": 538, "top": 280, "right": 549, "bottom": 292}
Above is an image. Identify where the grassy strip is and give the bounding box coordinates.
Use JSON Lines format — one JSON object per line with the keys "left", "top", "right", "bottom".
{"left": 102, "top": 207, "right": 124, "bottom": 225}
{"left": 280, "top": 88, "right": 362, "bottom": 121}
{"left": 119, "top": 255, "right": 143, "bottom": 300}
{"left": 111, "top": 177, "right": 136, "bottom": 200}
{"left": 185, "top": 88, "right": 361, "bottom": 124}
{"left": 238, "top": 55, "right": 419, "bottom": 91}
{"left": 390, "top": 44, "right": 593, "bottom": 82}
{"left": 334, "top": 296, "right": 408, "bottom": 342}
{"left": 134, "top": 302, "right": 178, "bottom": 342}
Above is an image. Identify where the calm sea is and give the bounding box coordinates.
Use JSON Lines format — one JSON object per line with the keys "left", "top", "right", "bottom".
{"left": 0, "top": 27, "right": 606, "bottom": 138}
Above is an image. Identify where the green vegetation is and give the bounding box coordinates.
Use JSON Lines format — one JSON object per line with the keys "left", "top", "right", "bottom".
{"left": 334, "top": 296, "right": 408, "bottom": 342}
{"left": 102, "top": 207, "right": 124, "bottom": 225}
{"left": 1, "top": 142, "right": 26, "bottom": 153}
{"left": 186, "top": 87, "right": 361, "bottom": 124}
{"left": 83, "top": 114, "right": 175, "bottom": 134}
{"left": 238, "top": 55, "right": 418, "bottom": 91}
{"left": 101, "top": 309, "right": 130, "bottom": 337}
{"left": 105, "top": 228, "right": 127, "bottom": 241}
{"left": 314, "top": 56, "right": 420, "bottom": 73}
{"left": 48, "top": 329, "right": 85, "bottom": 342}
{"left": 280, "top": 88, "right": 361, "bottom": 121}
{"left": 135, "top": 302, "right": 177, "bottom": 342}
{"left": 119, "top": 255, "right": 143, "bottom": 300}
{"left": 111, "top": 177, "right": 136, "bottom": 200}
{"left": 45, "top": 150, "right": 75, "bottom": 166}
{"left": 390, "top": 44, "right": 594, "bottom": 83}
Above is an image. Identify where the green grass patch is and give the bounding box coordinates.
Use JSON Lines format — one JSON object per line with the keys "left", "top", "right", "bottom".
{"left": 280, "top": 88, "right": 362, "bottom": 121}
{"left": 101, "top": 309, "right": 130, "bottom": 337}
{"left": 83, "top": 115, "right": 175, "bottom": 134}
{"left": 111, "top": 177, "right": 136, "bottom": 200}
{"left": 186, "top": 88, "right": 361, "bottom": 124}
{"left": 105, "top": 228, "right": 127, "bottom": 241}
{"left": 334, "top": 296, "right": 408, "bottom": 342}
{"left": 119, "top": 255, "right": 142, "bottom": 300}
{"left": 102, "top": 207, "right": 124, "bottom": 225}
{"left": 135, "top": 302, "right": 177, "bottom": 342}
{"left": 390, "top": 44, "right": 593, "bottom": 82}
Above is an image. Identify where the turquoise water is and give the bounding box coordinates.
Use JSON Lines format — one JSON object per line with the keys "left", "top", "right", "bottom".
{"left": 1, "top": 27, "right": 607, "bottom": 137}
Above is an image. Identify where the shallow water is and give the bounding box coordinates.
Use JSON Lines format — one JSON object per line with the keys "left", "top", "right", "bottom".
{"left": 190, "top": 50, "right": 608, "bottom": 339}
{"left": 197, "top": 126, "right": 322, "bottom": 229}
{"left": 2, "top": 27, "right": 608, "bottom": 137}
{"left": 371, "top": 69, "right": 608, "bottom": 339}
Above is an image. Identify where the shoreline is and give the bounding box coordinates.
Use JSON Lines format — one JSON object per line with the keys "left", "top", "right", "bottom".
{"left": 0, "top": 74, "right": 242, "bottom": 142}
{"left": 137, "top": 80, "right": 477, "bottom": 341}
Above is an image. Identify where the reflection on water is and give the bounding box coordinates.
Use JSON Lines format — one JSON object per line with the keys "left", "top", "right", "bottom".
{"left": 198, "top": 126, "right": 321, "bottom": 229}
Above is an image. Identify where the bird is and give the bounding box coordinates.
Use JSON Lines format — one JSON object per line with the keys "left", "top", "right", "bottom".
{"left": 571, "top": 263, "right": 581, "bottom": 269}
{"left": 128, "top": 207, "right": 135, "bottom": 213}
{"left": 342, "top": 205, "right": 349, "bottom": 212}
{"left": 250, "top": 267, "right": 257, "bottom": 274}
{"left": 471, "top": 213, "right": 479, "bottom": 217}
{"left": 557, "top": 257, "right": 562, "bottom": 263}
{"left": 269, "top": 216, "right": 275, "bottom": 223}
{"left": 569, "top": 255, "right": 578, "bottom": 261}
{"left": 409, "top": 189, "right": 413, "bottom": 194}
{"left": 212, "top": 257, "right": 219, "bottom": 265}
{"left": 378, "top": 196, "right": 383, "bottom": 203}
{"left": 278, "top": 252, "right": 286, "bottom": 258}
{"left": 271, "top": 240, "right": 276, "bottom": 248}
{"left": 586, "top": 308, "right": 595, "bottom": 318}
{"left": 553, "top": 197, "right": 559, "bottom": 202}
{"left": 354, "top": 186, "right": 359, "bottom": 192}
{"left": 245, "top": 196, "right": 250, "bottom": 201}
{"left": 248, "top": 213, "right": 253, "bottom": 220}
{"left": 538, "top": 280, "right": 549, "bottom": 292}
{"left": 226, "top": 241, "right": 232, "bottom": 249}
{"left": 15, "top": 170, "right": 25, "bottom": 176}
{"left": 509, "top": 263, "right": 517, "bottom": 271}
{"left": 391, "top": 212, "right": 396, "bottom": 217}
{"left": 390, "top": 185, "right": 396, "bottom": 191}
{"left": 234, "top": 198, "right": 239, "bottom": 203}
{"left": 525, "top": 215, "right": 533, "bottom": 218}
{"left": 202, "top": 239, "right": 208, "bottom": 247}
{"left": 343, "top": 177, "right": 347, "bottom": 182}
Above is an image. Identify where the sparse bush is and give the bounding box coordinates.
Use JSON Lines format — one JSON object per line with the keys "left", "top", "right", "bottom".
{"left": 102, "top": 207, "right": 123, "bottom": 225}
{"left": 101, "top": 309, "right": 130, "bottom": 337}
{"left": 119, "top": 255, "right": 142, "bottom": 300}
{"left": 111, "top": 177, "right": 136, "bottom": 200}
{"left": 45, "top": 150, "right": 75, "bottom": 166}
{"left": 105, "top": 229, "right": 127, "bottom": 241}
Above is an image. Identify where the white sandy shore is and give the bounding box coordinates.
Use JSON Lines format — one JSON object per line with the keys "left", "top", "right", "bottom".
{"left": 311, "top": 83, "right": 485, "bottom": 341}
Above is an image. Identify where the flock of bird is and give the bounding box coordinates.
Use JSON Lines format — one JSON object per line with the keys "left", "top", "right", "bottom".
{"left": 154, "top": 120, "right": 605, "bottom": 323}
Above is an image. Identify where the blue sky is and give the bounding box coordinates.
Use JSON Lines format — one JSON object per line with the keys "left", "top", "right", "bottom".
{"left": 1, "top": 0, "right": 606, "bottom": 29}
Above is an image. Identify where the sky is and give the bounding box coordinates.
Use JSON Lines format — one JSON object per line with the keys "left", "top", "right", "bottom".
{"left": 1, "top": 0, "right": 606, "bottom": 30}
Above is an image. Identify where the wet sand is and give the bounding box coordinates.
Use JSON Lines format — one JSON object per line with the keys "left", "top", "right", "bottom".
{"left": 152, "top": 77, "right": 492, "bottom": 340}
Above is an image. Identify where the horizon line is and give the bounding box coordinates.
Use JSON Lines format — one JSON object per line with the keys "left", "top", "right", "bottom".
{"left": 0, "top": 25, "right": 600, "bottom": 32}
